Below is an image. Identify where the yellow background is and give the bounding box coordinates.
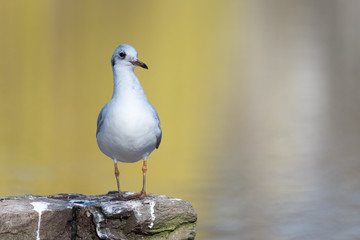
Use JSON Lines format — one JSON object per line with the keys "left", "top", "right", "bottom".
{"left": 3, "top": 1, "right": 360, "bottom": 239}
{"left": 0, "top": 1, "right": 240, "bottom": 238}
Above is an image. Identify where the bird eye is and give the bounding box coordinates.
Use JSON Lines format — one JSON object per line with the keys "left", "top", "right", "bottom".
{"left": 119, "top": 52, "right": 126, "bottom": 58}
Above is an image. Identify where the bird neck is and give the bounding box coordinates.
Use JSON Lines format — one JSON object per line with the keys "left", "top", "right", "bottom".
{"left": 111, "top": 66, "right": 145, "bottom": 100}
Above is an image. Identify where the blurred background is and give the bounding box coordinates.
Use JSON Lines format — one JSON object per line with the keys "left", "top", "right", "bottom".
{"left": 1, "top": 0, "right": 360, "bottom": 239}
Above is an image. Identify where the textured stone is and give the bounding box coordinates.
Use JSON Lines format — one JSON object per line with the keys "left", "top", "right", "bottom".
{"left": 0, "top": 193, "right": 197, "bottom": 240}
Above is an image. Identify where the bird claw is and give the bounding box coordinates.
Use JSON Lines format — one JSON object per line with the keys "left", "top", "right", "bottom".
{"left": 109, "top": 192, "right": 126, "bottom": 201}
{"left": 125, "top": 192, "right": 149, "bottom": 200}
{"left": 108, "top": 191, "right": 150, "bottom": 201}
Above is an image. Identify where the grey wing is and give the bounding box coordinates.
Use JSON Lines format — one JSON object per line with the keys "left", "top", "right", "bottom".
{"left": 156, "top": 125, "right": 162, "bottom": 149}
{"left": 154, "top": 111, "right": 162, "bottom": 149}
{"left": 96, "top": 107, "right": 105, "bottom": 136}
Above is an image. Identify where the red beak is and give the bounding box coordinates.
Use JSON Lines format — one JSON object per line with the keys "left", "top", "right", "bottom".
{"left": 130, "top": 59, "right": 148, "bottom": 69}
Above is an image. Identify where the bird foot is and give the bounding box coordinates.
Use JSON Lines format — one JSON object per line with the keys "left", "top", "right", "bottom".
{"left": 109, "top": 192, "right": 126, "bottom": 201}
{"left": 125, "top": 192, "right": 149, "bottom": 200}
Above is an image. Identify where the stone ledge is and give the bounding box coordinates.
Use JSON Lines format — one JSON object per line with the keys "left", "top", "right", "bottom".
{"left": 0, "top": 193, "right": 197, "bottom": 240}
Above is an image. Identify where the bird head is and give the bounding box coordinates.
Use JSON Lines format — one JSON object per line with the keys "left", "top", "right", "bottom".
{"left": 111, "top": 44, "right": 148, "bottom": 70}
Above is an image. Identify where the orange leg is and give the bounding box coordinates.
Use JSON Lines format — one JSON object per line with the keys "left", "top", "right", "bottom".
{"left": 126, "top": 160, "right": 148, "bottom": 200}
{"left": 114, "top": 162, "right": 124, "bottom": 199}
{"left": 140, "top": 160, "right": 147, "bottom": 196}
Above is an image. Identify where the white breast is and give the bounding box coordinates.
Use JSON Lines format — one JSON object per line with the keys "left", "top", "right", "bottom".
{"left": 97, "top": 97, "right": 160, "bottom": 163}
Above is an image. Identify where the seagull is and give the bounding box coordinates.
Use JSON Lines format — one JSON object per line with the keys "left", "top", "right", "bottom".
{"left": 96, "top": 44, "right": 162, "bottom": 199}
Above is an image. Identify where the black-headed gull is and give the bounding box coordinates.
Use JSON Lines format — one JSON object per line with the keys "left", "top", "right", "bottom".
{"left": 96, "top": 44, "right": 162, "bottom": 199}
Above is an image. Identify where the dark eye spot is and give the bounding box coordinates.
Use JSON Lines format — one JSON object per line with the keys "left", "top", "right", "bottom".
{"left": 119, "top": 52, "right": 126, "bottom": 58}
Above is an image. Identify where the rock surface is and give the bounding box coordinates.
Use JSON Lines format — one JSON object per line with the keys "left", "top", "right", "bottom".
{"left": 0, "top": 193, "right": 197, "bottom": 240}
